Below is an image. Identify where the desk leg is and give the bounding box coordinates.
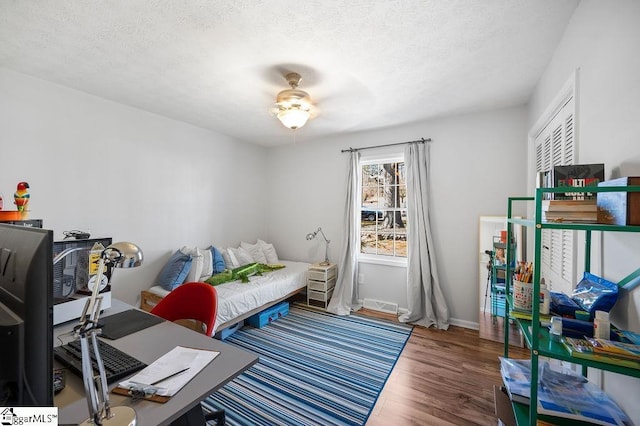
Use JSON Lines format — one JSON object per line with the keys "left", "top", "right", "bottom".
{"left": 170, "top": 403, "right": 225, "bottom": 426}
{"left": 170, "top": 404, "right": 205, "bottom": 426}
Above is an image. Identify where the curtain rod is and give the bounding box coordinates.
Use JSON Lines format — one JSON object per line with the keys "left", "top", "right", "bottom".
{"left": 340, "top": 137, "right": 431, "bottom": 153}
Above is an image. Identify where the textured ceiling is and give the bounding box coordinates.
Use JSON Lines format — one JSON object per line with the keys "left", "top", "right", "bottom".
{"left": 0, "top": 1, "right": 579, "bottom": 146}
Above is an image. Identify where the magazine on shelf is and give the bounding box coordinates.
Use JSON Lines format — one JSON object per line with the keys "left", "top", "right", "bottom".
{"left": 499, "top": 357, "right": 586, "bottom": 405}
{"left": 499, "top": 357, "right": 631, "bottom": 425}
{"left": 537, "top": 373, "right": 631, "bottom": 426}
{"left": 562, "top": 337, "right": 640, "bottom": 369}
{"left": 586, "top": 337, "right": 640, "bottom": 362}
{"left": 612, "top": 330, "right": 640, "bottom": 345}
{"left": 499, "top": 357, "right": 532, "bottom": 404}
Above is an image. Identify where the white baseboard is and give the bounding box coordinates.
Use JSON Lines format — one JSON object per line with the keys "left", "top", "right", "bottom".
{"left": 358, "top": 299, "right": 479, "bottom": 330}
{"left": 397, "top": 308, "right": 479, "bottom": 331}
{"left": 450, "top": 317, "right": 479, "bottom": 330}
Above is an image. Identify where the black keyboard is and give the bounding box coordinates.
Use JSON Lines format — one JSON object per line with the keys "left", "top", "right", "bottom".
{"left": 54, "top": 339, "right": 147, "bottom": 384}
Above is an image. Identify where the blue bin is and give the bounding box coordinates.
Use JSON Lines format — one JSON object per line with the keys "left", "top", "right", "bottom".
{"left": 247, "top": 302, "right": 289, "bottom": 328}
{"left": 215, "top": 320, "right": 244, "bottom": 340}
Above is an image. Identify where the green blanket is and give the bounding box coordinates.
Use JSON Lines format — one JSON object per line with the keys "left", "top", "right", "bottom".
{"left": 205, "top": 263, "right": 285, "bottom": 286}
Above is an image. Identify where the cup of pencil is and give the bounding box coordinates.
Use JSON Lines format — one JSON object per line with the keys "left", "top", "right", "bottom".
{"left": 513, "top": 262, "right": 533, "bottom": 311}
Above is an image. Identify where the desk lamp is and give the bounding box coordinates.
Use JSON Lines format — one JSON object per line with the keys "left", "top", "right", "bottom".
{"left": 74, "top": 242, "right": 143, "bottom": 426}
{"left": 306, "top": 227, "right": 331, "bottom": 266}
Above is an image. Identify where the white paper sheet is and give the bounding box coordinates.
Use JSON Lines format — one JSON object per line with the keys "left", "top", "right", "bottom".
{"left": 118, "top": 346, "right": 219, "bottom": 397}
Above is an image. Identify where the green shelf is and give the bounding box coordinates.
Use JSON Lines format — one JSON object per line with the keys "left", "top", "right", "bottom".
{"left": 513, "top": 318, "right": 640, "bottom": 378}
{"left": 502, "top": 186, "right": 640, "bottom": 425}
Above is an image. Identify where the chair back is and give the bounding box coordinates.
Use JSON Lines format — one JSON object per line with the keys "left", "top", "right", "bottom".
{"left": 151, "top": 282, "right": 218, "bottom": 337}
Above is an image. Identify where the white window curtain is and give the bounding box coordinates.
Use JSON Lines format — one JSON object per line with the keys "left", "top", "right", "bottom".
{"left": 326, "top": 151, "right": 362, "bottom": 315}
{"left": 398, "top": 142, "right": 449, "bottom": 329}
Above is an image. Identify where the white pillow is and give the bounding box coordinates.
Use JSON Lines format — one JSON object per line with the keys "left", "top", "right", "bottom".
{"left": 240, "top": 241, "right": 268, "bottom": 264}
{"left": 182, "top": 247, "right": 204, "bottom": 283}
{"left": 228, "top": 246, "right": 254, "bottom": 266}
{"left": 217, "top": 246, "right": 235, "bottom": 270}
{"left": 258, "top": 239, "right": 279, "bottom": 264}
{"left": 225, "top": 247, "right": 239, "bottom": 268}
{"left": 199, "top": 248, "right": 213, "bottom": 281}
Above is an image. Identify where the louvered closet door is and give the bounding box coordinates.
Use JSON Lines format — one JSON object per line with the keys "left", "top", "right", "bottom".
{"left": 535, "top": 97, "right": 576, "bottom": 295}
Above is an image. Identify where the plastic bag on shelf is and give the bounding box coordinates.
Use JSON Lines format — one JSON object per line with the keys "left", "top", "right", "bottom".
{"left": 550, "top": 292, "right": 581, "bottom": 317}
{"left": 572, "top": 272, "right": 619, "bottom": 320}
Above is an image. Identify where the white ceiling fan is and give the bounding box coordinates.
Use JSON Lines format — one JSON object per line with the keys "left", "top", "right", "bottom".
{"left": 272, "top": 72, "right": 316, "bottom": 130}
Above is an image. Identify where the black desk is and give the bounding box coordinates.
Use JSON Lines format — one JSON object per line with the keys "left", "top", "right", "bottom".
{"left": 54, "top": 299, "right": 257, "bottom": 425}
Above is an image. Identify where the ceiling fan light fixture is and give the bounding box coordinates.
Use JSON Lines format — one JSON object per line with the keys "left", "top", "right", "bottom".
{"left": 277, "top": 106, "right": 310, "bottom": 130}
{"left": 273, "top": 72, "right": 313, "bottom": 130}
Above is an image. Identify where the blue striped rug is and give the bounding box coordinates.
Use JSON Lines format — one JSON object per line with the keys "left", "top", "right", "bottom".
{"left": 202, "top": 304, "right": 413, "bottom": 426}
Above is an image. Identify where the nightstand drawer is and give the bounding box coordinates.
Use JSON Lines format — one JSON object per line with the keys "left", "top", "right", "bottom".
{"left": 308, "top": 266, "right": 337, "bottom": 282}
{"left": 308, "top": 287, "right": 334, "bottom": 303}
{"left": 308, "top": 277, "right": 336, "bottom": 292}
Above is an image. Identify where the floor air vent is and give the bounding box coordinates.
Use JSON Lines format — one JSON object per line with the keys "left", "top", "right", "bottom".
{"left": 363, "top": 298, "right": 398, "bottom": 314}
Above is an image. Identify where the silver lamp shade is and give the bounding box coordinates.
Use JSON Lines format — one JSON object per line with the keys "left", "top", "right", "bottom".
{"left": 104, "top": 242, "right": 143, "bottom": 269}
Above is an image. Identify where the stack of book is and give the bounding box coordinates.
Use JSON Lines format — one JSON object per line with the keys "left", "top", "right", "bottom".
{"left": 542, "top": 199, "right": 598, "bottom": 223}
{"left": 500, "top": 357, "right": 630, "bottom": 425}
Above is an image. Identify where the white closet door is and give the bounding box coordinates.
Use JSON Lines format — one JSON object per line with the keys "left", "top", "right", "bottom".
{"left": 535, "top": 97, "right": 576, "bottom": 294}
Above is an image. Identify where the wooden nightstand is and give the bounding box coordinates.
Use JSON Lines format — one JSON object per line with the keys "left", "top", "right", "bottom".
{"left": 306, "top": 263, "right": 337, "bottom": 310}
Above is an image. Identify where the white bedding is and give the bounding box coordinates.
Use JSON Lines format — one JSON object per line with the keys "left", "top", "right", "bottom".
{"left": 147, "top": 260, "right": 309, "bottom": 333}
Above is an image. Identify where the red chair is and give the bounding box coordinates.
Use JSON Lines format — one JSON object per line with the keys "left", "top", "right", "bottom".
{"left": 150, "top": 282, "right": 225, "bottom": 424}
{"left": 150, "top": 282, "right": 218, "bottom": 337}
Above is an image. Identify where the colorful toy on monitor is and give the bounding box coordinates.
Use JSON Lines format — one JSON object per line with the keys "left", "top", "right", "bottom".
{"left": 14, "top": 181, "right": 30, "bottom": 212}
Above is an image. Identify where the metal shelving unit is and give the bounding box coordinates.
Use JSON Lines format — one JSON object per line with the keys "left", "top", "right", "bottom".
{"left": 490, "top": 237, "right": 507, "bottom": 319}
{"left": 491, "top": 263, "right": 506, "bottom": 319}
{"left": 503, "top": 186, "right": 640, "bottom": 426}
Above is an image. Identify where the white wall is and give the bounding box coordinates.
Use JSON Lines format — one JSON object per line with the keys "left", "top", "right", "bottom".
{"left": 266, "top": 106, "right": 528, "bottom": 327}
{"left": 0, "top": 68, "right": 269, "bottom": 305}
{"left": 527, "top": 0, "right": 640, "bottom": 421}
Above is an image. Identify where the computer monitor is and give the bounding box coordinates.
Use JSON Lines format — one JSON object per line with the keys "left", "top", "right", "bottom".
{"left": 0, "top": 223, "right": 53, "bottom": 406}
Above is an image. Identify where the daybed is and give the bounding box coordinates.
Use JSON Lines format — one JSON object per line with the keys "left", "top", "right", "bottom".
{"left": 140, "top": 242, "right": 309, "bottom": 334}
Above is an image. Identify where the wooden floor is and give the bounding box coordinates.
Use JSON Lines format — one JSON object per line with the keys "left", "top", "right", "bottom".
{"left": 478, "top": 311, "right": 525, "bottom": 348}
{"left": 359, "top": 309, "right": 529, "bottom": 426}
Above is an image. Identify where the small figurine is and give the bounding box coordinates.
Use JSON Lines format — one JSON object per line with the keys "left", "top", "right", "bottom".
{"left": 14, "top": 181, "right": 30, "bottom": 212}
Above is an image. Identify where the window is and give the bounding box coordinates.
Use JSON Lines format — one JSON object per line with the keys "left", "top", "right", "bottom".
{"left": 359, "top": 156, "right": 407, "bottom": 262}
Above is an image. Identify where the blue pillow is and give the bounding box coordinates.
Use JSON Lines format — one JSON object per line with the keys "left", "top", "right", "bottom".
{"left": 209, "top": 246, "right": 226, "bottom": 274}
{"left": 157, "top": 250, "right": 192, "bottom": 290}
